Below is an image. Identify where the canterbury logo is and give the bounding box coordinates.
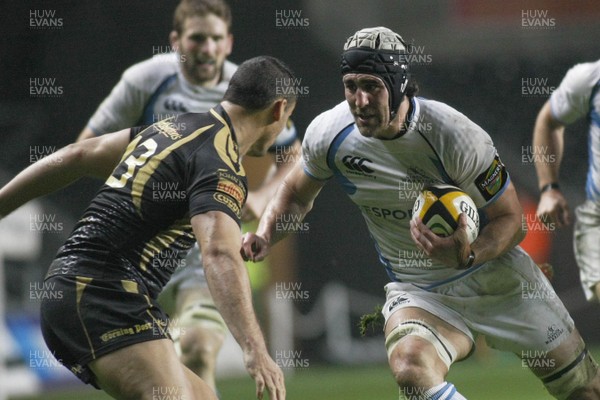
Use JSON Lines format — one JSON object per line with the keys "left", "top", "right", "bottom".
{"left": 342, "top": 155, "right": 374, "bottom": 174}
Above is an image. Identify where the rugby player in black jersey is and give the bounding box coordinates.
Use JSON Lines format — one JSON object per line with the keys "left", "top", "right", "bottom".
{"left": 0, "top": 55, "right": 296, "bottom": 400}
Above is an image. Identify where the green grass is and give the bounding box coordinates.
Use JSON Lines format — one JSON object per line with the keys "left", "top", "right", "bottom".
{"left": 13, "top": 346, "right": 599, "bottom": 400}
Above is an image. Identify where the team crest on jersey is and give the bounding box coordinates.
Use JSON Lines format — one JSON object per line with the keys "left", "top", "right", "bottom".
{"left": 475, "top": 153, "right": 507, "bottom": 201}
{"left": 154, "top": 119, "right": 182, "bottom": 140}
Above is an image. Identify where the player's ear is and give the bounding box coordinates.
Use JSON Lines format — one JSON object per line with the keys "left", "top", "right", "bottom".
{"left": 225, "top": 33, "right": 234, "bottom": 56}
{"left": 270, "top": 98, "right": 288, "bottom": 122}
{"left": 169, "top": 30, "right": 180, "bottom": 51}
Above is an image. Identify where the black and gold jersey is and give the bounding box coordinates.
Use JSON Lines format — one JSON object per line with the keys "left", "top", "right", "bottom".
{"left": 47, "top": 105, "right": 247, "bottom": 298}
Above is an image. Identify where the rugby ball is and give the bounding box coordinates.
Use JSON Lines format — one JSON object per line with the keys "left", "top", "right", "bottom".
{"left": 411, "top": 184, "right": 479, "bottom": 243}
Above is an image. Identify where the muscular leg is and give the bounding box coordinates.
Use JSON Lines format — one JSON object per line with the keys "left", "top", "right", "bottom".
{"left": 174, "top": 286, "right": 226, "bottom": 391}
{"left": 385, "top": 307, "right": 472, "bottom": 398}
{"left": 89, "top": 339, "right": 217, "bottom": 400}
{"left": 525, "top": 329, "right": 600, "bottom": 399}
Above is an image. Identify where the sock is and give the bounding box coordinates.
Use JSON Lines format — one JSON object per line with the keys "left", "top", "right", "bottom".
{"left": 424, "top": 382, "right": 467, "bottom": 400}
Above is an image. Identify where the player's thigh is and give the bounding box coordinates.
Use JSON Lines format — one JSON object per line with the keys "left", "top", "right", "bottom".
{"left": 89, "top": 338, "right": 216, "bottom": 400}
{"left": 385, "top": 306, "right": 473, "bottom": 362}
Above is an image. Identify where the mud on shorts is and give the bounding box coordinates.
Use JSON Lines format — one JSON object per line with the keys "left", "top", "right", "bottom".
{"left": 40, "top": 274, "right": 170, "bottom": 387}
{"left": 382, "top": 247, "right": 575, "bottom": 355}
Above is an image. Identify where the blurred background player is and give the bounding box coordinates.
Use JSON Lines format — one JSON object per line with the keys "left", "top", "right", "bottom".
{"left": 243, "top": 27, "right": 600, "bottom": 399}
{"left": 0, "top": 55, "right": 296, "bottom": 400}
{"left": 76, "top": 0, "right": 301, "bottom": 391}
{"left": 533, "top": 59, "right": 600, "bottom": 303}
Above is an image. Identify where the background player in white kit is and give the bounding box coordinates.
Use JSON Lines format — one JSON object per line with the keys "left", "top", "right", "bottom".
{"left": 532, "top": 59, "right": 600, "bottom": 303}
{"left": 243, "top": 27, "right": 600, "bottom": 399}
{"left": 76, "top": 0, "right": 301, "bottom": 391}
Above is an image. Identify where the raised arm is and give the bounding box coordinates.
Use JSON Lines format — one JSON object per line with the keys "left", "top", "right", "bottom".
{"left": 533, "top": 100, "right": 570, "bottom": 227}
{"left": 191, "top": 210, "right": 285, "bottom": 400}
{"left": 242, "top": 160, "right": 326, "bottom": 261}
{"left": 0, "top": 129, "right": 130, "bottom": 217}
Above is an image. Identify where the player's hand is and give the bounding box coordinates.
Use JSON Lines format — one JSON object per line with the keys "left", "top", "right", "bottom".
{"left": 410, "top": 213, "right": 472, "bottom": 269}
{"left": 243, "top": 346, "right": 286, "bottom": 400}
{"left": 536, "top": 190, "right": 571, "bottom": 228}
{"left": 241, "top": 232, "right": 270, "bottom": 262}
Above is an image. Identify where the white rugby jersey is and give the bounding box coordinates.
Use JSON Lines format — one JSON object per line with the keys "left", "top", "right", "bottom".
{"left": 550, "top": 59, "right": 600, "bottom": 203}
{"left": 302, "top": 98, "right": 511, "bottom": 285}
{"left": 87, "top": 52, "right": 297, "bottom": 147}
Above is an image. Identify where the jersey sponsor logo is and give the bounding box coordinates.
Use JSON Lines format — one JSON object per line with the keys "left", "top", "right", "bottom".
{"left": 154, "top": 119, "right": 182, "bottom": 140}
{"left": 216, "top": 179, "right": 246, "bottom": 205}
{"left": 360, "top": 205, "right": 414, "bottom": 220}
{"left": 213, "top": 192, "right": 241, "bottom": 218}
{"left": 475, "top": 153, "right": 507, "bottom": 200}
{"left": 342, "top": 155, "right": 374, "bottom": 174}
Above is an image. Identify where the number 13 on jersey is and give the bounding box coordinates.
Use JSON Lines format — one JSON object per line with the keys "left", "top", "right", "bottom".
{"left": 107, "top": 138, "right": 158, "bottom": 189}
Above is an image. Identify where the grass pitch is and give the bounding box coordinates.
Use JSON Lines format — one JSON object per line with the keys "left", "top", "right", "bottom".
{"left": 13, "top": 346, "right": 599, "bottom": 399}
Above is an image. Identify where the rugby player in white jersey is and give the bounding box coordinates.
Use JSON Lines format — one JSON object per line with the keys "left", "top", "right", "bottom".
{"left": 243, "top": 27, "right": 600, "bottom": 399}
{"left": 75, "top": 0, "right": 300, "bottom": 391}
{"left": 533, "top": 60, "right": 600, "bottom": 303}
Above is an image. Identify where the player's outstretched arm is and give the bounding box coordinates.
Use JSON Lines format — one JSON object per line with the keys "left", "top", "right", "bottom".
{"left": 411, "top": 181, "right": 526, "bottom": 269}
{"left": 242, "top": 160, "right": 325, "bottom": 262}
{"left": 242, "top": 139, "right": 302, "bottom": 222}
{"left": 192, "top": 211, "right": 285, "bottom": 400}
{"left": 533, "top": 100, "right": 571, "bottom": 227}
{"left": 0, "top": 129, "right": 130, "bottom": 218}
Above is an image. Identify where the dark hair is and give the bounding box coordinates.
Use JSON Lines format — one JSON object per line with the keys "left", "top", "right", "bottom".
{"left": 173, "top": 0, "right": 232, "bottom": 35}
{"left": 223, "top": 56, "right": 298, "bottom": 110}
{"left": 404, "top": 78, "right": 419, "bottom": 98}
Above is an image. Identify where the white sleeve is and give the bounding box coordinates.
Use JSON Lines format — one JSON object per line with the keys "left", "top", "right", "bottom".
{"left": 87, "top": 66, "right": 151, "bottom": 135}
{"left": 550, "top": 62, "right": 598, "bottom": 125}
{"left": 301, "top": 112, "right": 334, "bottom": 181}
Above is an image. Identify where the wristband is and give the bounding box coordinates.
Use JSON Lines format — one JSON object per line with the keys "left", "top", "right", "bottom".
{"left": 459, "top": 249, "right": 475, "bottom": 270}
{"left": 540, "top": 183, "right": 559, "bottom": 193}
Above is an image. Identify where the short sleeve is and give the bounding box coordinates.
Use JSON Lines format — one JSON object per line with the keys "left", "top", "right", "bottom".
{"left": 301, "top": 113, "right": 335, "bottom": 181}
{"left": 550, "top": 63, "right": 598, "bottom": 125}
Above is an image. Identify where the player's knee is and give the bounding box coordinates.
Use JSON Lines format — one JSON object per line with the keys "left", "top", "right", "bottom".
{"left": 179, "top": 326, "right": 224, "bottom": 370}
{"left": 542, "top": 347, "right": 599, "bottom": 399}
{"left": 386, "top": 320, "right": 456, "bottom": 388}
